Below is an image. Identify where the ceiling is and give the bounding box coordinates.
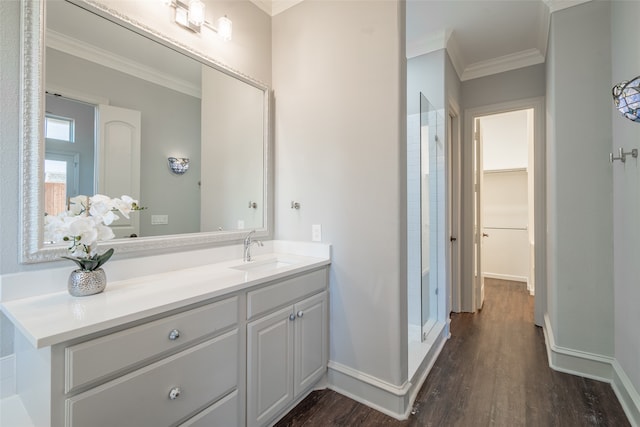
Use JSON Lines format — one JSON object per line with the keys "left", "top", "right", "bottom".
{"left": 252, "top": 0, "right": 591, "bottom": 81}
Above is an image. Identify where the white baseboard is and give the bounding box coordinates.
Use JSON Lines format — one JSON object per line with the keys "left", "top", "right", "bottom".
{"left": 0, "top": 354, "right": 15, "bottom": 399}
{"left": 483, "top": 272, "right": 528, "bottom": 284}
{"left": 543, "top": 314, "right": 613, "bottom": 381}
{"left": 543, "top": 314, "right": 640, "bottom": 426}
{"left": 612, "top": 360, "right": 640, "bottom": 427}
{"left": 327, "top": 323, "right": 448, "bottom": 420}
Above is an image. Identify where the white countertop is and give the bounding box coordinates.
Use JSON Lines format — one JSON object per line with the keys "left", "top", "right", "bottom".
{"left": 1, "top": 252, "right": 330, "bottom": 349}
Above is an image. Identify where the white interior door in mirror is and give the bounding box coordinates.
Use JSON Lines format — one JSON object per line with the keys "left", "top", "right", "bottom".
{"left": 97, "top": 104, "right": 141, "bottom": 238}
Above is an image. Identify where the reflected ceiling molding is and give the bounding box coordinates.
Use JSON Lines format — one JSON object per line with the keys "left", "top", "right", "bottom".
{"left": 543, "top": 0, "right": 592, "bottom": 14}
{"left": 46, "top": 30, "right": 201, "bottom": 98}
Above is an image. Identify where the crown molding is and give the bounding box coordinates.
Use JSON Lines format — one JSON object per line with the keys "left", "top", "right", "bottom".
{"left": 46, "top": 30, "right": 201, "bottom": 98}
{"left": 249, "top": 0, "right": 304, "bottom": 16}
{"left": 543, "top": 0, "right": 591, "bottom": 14}
{"left": 461, "top": 48, "right": 545, "bottom": 81}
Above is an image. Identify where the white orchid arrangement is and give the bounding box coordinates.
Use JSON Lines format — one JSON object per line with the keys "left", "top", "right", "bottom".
{"left": 44, "top": 194, "right": 143, "bottom": 271}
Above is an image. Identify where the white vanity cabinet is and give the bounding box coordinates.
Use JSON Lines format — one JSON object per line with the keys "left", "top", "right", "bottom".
{"left": 17, "top": 295, "right": 242, "bottom": 427}
{"left": 4, "top": 252, "right": 331, "bottom": 427}
{"left": 246, "top": 269, "right": 328, "bottom": 427}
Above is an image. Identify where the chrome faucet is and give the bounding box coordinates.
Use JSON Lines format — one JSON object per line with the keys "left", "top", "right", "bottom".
{"left": 243, "top": 230, "right": 263, "bottom": 262}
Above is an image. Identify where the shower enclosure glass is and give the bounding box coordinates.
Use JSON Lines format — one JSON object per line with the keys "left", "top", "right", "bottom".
{"left": 407, "top": 92, "right": 443, "bottom": 358}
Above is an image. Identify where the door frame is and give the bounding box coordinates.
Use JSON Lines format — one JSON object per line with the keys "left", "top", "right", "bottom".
{"left": 447, "top": 98, "right": 462, "bottom": 315}
{"left": 462, "top": 97, "right": 546, "bottom": 326}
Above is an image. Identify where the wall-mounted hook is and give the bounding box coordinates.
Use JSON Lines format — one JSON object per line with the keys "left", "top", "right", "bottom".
{"left": 248, "top": 201, "right": 257, "bottom": 209}
{"left": 291, "top": 201, "right": 301, "bottom": 209}
{"left": 610, "top": 147, "right": 638, "bottom": 163}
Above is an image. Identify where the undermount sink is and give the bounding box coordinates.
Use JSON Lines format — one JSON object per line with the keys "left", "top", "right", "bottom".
{"left": 230, "top": 258, "right": 296, "bottom": 273}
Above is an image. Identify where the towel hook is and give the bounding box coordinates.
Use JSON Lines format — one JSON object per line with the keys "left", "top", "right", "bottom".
{"left": 610, "top": 147, "right": 638, "bottom": 163}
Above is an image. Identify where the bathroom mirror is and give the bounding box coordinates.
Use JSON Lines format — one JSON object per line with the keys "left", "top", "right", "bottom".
{"left": 20, "top": 0, "right": 272, "bottom": 263}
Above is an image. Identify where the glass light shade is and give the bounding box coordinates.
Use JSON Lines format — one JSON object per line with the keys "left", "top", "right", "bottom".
{"left": 613, "top": 76, "right": 640, "bottom": 122}
{"left": 216, "top": 16, "right": 232, "bottom": 41}
{"left": 168, "top": 157, "right": 190, "bottom": 175}
{"left": 188, "top": 0, "right": 205, "bottom": 27}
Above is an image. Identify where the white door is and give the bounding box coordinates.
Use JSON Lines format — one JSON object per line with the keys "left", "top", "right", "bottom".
{"left": 294, "top": 293, "right": 327, "bottom": 395}
{"left": 247, "top": 306, "right": 294, "bottom": 427}
{"left": 447, "top": 110, "right": 461, "bottom": 313}
{"left": 474, "top": 118, "right": 486, "bottom": 310}
{"left": 97, "top": 104, "right": 141, "bottom": 238}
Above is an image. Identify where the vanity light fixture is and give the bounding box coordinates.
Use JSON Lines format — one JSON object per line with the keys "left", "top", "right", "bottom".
{"left": 613, "top": 75, "right": 640, "bottom": 122}
{"left": 168, "top": 157, "right": 190, "bottom": 175}
{"left": 165, "top": 0, "right": 232, "bottom": 41}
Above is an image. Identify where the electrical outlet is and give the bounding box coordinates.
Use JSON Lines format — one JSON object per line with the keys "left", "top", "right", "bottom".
{"left": 237, "top": 220, "right": 245, "bottom": 229}
{"left": 151, "top": 215, "right": 168, "bottom": 225}
{"left": 312, "top": 224, "right": 322, "bottom": 242}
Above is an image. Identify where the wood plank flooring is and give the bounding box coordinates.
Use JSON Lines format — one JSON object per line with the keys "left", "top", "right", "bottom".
{"left": 275, "top": 279, "right": 630, "bottom": 426}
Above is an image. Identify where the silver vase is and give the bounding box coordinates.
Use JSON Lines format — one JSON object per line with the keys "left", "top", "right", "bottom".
{"left": 68, "top": 268, "right": 107, "bottom": 297}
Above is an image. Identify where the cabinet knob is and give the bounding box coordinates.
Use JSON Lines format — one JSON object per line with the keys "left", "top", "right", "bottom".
{"left": 297, "top": 311, "right": 304, "bottom": 318}
{"left": 168, "top": 329, "right": 181, "bottom": 341}
{"left": 168, "top": 387, "right": 181, "bottom": 400}
{"left": 289, "top": 313, "right": 296, "bottom": 321}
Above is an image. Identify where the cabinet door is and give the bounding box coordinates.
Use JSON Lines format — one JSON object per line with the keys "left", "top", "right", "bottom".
{"left": 294, "top": 292, "right": 327, "bottom": 395}
{"left": 247, "top": 306, "right": 294, "bottom": 427}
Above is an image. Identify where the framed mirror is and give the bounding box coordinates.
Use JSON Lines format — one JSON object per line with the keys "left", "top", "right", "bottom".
{"left": 20, "top": 0, "right": 272, "bottom": 263}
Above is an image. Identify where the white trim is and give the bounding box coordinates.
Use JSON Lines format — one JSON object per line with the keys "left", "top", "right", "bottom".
{"left": 327, "top": 361, "right": 411, "bottom": 397}
{"left": 543, "top": 314, "right": 639, "bottom": 426}
{"left": 544, "top": 0, "right": 592, "bottom": 14}
{"left": 461, "top": 48, "right": 545, "bottom": 82}
{"left": 462, "top": 97, "right": 545, "bottom": 323}
{"left": 327, "top": 323, "right": 448, "bottom": 420}
{"left": 249, "top": 0, "right": 304, "bottom": 16}
{"left": 483, "top": 272, "right": 528, "bottom": 284}
{"left": 612, "top": 360, "right": 640, "bottom": 427}
{"left": 46, "top": 30, "right": 201, "bottom": 99}
{"left": 543, "top": 314, "right": 614, "bottom": 382}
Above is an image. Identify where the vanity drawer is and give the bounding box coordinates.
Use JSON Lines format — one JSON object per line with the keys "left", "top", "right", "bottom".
{"left": 179, "top": 389, "right": 238, "bottom": 427}
{"left": 65, "top": 330, "right": 238, "bottom": 427}
{"left": 65, "top": 296, "right": 238, "bottom": 393}
{"left": 247, "top": 268, "right": 327, "bottom": 319}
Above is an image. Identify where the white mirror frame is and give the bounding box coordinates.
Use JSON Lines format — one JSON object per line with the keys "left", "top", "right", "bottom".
{"left": 20, "top": 0, "right": 273, "bottom": 264}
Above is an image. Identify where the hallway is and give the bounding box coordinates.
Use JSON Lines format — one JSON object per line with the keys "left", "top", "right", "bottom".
{"left": 275, "top": 279, "right": 629, "bottom": 426}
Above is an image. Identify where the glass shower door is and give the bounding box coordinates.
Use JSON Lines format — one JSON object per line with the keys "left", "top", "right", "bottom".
{"left": 420, "top": 93, "right": 443, "bottom": 340}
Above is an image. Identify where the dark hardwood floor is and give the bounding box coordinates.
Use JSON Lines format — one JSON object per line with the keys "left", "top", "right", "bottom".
{"left": 275, "top": 279, "right": 630, "bottom": 426}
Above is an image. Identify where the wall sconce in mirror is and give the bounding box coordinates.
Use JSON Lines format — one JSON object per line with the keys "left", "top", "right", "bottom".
{"left": 164, "top": 0, "right": 232, "bottom": 41}
{"left": 168, "top": 157, "right": 190, "bottom": 175}
{"left": 613, "top": 76, "right": 640, "bottom": 122}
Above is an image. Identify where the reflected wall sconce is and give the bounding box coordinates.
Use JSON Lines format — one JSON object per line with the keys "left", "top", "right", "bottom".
{"left": 164, "top": 0, "right": 232, "bottom": 41}
{"left": 613, "top": 76, "right": 640, "bottom": 122}
{"left": 168, "top": 157, "right": 190, "bottom": 175}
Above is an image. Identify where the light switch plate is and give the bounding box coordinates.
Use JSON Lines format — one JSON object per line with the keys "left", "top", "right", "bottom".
{"left": 312, "top": 224, "right": 322, "bottom": 242}
{"left": 151, "top": 214, "right": 168, "bottom": 225}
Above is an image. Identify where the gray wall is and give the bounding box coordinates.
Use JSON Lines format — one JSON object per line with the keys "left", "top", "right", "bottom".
{"left": 546, "top": 1, "right": 613, "bottom": 355}
{"left": 611, "top": 1, "right": 640, "bottom": 391}
{"left": 273, "top": 0, "right": 407, "bottom": 387}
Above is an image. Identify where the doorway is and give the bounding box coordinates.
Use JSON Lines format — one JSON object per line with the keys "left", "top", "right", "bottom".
{"left": 464, "top": 98, "right": 545, "bottom": 326}
{"left": 475, "top": 109, "right": 534, "bottom": 311}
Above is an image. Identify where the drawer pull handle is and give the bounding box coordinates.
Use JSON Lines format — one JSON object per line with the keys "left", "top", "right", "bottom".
{"left": 168, "top": 329, "right": 181, "bottom": 341}
{"left": 297, "top": 311, "right": 304, "bottom": 318}
{"left": 168, "top": 387, "right": 182, "bottom": 400}
{"left": 289, "top": 314, "right": 296, "bottom": 321}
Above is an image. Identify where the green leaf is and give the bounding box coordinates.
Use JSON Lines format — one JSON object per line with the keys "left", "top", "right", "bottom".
{"left": 62, "top": 248, "right": 114, "bottom": 271}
